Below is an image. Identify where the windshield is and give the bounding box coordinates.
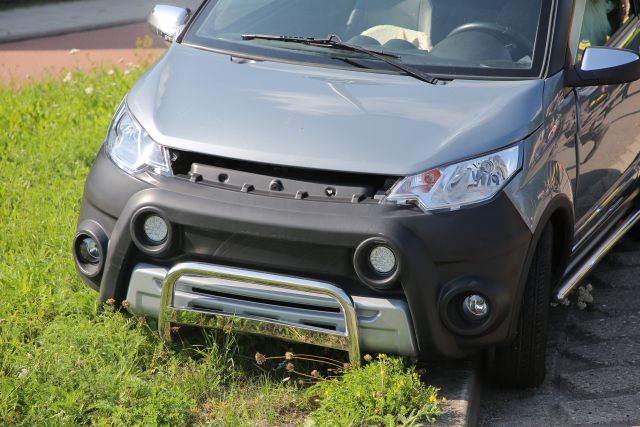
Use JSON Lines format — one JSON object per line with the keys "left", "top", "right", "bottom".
{"left": 184, "top": 0, "right": 552, "bottom": 79}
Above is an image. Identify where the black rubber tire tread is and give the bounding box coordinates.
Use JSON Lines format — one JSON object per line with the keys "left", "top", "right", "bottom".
{"left": 495, "top": 221, "right": 553, "bottom": 388}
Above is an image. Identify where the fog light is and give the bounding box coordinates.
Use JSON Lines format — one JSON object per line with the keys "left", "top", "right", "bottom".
{"left": 143, "top": 215, "right": 168, "bottom": 243}
{"left": 79, "top": 237, "right": 100, "bottom": 264}
{"left": 462, "top": 295, "right": 489, "bottom": 320}
{"left": 369, "top": 245, "right": 396, "bottom": 274}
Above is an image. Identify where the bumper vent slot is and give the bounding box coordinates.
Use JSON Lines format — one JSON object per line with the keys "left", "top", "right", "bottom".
{"left": 192, "top": 305, "right": 223, "bottom": 313}
{"left": 302, "top": 322, "right": 337, "bottom": 331}
{"left": 191, "top": 286, "right": 342, "bottom": 313}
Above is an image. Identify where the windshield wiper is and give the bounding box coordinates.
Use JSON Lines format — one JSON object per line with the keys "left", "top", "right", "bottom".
{"left": 241, "top": 34, "right": 440, "bottom": 85}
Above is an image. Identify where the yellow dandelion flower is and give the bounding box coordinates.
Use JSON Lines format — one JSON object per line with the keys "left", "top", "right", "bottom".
{"left": 373, "top": 392, "right": 376, "bottom": 398}
{"left": 325, "top": 390, "right": 329, "bottom": 395}
{"left": 429, "top": 395, "right": 437, "bottom": 402}
{"left": 442, "top": 397, "right": 446, "bottom": 402}
{"left": 356, "top": 392, "right": 361, "bottom": 398}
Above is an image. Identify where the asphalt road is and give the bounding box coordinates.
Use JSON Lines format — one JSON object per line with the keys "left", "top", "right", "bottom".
{"left": 478, "top": 231, "right": 640, "bottom": 426}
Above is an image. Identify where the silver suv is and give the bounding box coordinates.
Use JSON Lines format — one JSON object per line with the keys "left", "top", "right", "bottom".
{"left": 73, "top": 0, "right": 640, "bottom": 388}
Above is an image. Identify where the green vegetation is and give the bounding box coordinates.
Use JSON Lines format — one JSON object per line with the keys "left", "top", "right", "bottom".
{"left": 307, "top": 355, "right": 442, "bottom": 426}
{"left": 0, "top": 58, "right": 442, "bottom": 426}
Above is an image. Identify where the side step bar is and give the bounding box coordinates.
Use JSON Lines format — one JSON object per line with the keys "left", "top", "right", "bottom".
{"left": 555, "top": 208, "right": 640, "bottom": 301}
{"left": 159, "top": 262, "right": 361, "bottom": 367}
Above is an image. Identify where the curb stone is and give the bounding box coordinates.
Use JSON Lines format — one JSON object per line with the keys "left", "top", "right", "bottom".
{"left": 427, "top": 356, "right": 482, "bottom": 427}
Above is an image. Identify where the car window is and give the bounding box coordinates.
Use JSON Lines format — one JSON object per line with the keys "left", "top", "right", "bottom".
{"left": 570, "top": 0, "right": 634, "bottom": 62}
{"left": 205, "top": 0, "right": 276, "bottom": 31}
{"left": 184, "top": 0, "right": 554, "bottom": 79}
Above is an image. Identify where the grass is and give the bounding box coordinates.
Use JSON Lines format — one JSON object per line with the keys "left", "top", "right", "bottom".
{"left": 0, "top": 53, "right": 443, "bottom": 426}
{"left": 304, "top": 355, "right": 442, "bottom": 426}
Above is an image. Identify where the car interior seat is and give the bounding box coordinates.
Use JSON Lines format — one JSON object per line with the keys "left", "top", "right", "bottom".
{"left": 342, "top": 0, "right": 435, "bottom": 45}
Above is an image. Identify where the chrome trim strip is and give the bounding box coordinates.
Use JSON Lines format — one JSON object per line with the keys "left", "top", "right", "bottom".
{"left": 556, "top": 208, "right": 640, "bottom": 301}
{"left": 609, "top": 15, "right": 640, "bottom": 49}
{"left": 158, "top": 262, "right": 361, "bottom": 367}
{"left": 573, "top": 197, "right": 625, "bottom": 252}
{"left": 573, "top": 164, "right": 638, "bottom": 251}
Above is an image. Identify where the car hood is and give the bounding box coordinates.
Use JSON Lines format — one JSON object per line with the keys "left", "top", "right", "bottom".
{"left": 127, "top": 43, "right": 544, "bottom": 176}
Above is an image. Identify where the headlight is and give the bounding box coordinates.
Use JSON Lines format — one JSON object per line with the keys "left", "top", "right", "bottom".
{"left": 383, "top": 144, "right": 521, "bottom": 212}
{"left": 106, "top": 101, "right": 172, "bottom": 176}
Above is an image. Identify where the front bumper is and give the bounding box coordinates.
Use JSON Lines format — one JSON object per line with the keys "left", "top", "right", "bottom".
{"left": 76, "top": 146, "right": 533, "bottom": 359}
{"left": 127, "top": 262, "right": 418, "bottom": 361}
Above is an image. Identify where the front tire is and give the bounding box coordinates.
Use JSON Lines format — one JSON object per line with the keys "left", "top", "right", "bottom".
{"left": 495, "top": 221, "right": 553, "bottom": 388}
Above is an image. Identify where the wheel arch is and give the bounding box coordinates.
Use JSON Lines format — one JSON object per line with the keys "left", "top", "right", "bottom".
{"left": 504, "top": 193, "right": 574, "bottom": 344}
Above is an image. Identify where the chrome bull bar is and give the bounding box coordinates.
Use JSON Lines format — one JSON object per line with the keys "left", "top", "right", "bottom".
{"left": 158, "top": 262, "right": 361, "bottom": 367}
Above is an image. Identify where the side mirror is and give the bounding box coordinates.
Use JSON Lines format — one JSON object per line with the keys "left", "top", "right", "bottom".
{"left": 566, "top": 46, "right": 640, "bottom": 87}
{"left": 148, "top": 5, "right": 191, "bottom": 43}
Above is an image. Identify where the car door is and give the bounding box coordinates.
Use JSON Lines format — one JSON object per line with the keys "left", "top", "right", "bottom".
{"left": 572, "top": 0, "right": 640, "bottom": 247}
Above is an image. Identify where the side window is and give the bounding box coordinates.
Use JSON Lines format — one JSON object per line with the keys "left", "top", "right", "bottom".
{"left": 569, "top": 0, "right": 634, "bottom": 62}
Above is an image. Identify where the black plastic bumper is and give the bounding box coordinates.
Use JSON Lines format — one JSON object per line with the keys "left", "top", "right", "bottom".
{"left": 76, "top": 145, "right": 533, "bottom": 359}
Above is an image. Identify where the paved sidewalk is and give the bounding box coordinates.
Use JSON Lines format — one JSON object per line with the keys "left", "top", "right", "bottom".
{"left": 0, "top": 0, "right": 202, "bottom": 44}
{"left": 0, "top": 48, "right": 165, "bottom": 83}
{"left": 0, "top": 23, "right": 170, "bottom": 83}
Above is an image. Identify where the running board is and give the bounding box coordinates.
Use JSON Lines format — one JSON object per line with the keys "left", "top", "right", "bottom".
{"left": 555, "top": 208, "right": 640, "bottom": 301}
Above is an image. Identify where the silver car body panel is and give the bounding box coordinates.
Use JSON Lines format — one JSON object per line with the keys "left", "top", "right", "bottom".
{"left": 505, "top": 71, "right": 577, "bottom": 232}
{"left": 127, "top": 42, "right": 544, "bottom": 176}
{"left": 126, "top": 263, "right": 419, "bottom": 357}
